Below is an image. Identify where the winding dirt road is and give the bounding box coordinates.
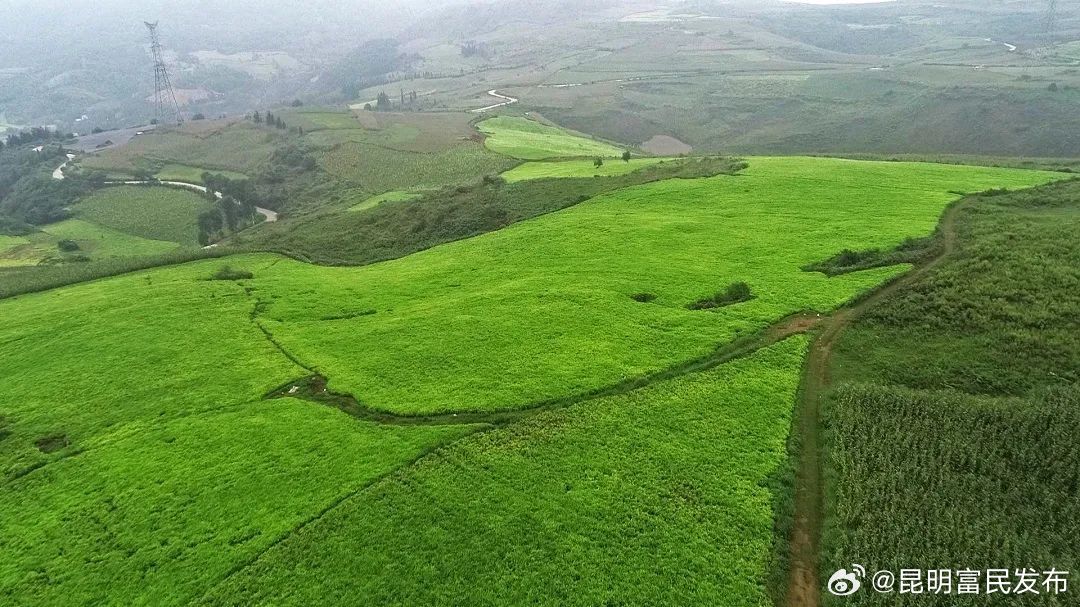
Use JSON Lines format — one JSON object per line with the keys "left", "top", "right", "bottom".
{"left": 784, "top": 198, "right": 969, "bottom": 607}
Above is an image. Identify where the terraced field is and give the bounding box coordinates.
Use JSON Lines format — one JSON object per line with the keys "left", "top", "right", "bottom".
{"left": 479, "top": 116, "right": 628, "bottom": 160}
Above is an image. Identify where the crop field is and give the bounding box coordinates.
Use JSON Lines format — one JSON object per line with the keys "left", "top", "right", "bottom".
{"left": 245, "top": 157, "right": 1061, "bottom": 415}
{"left": 820, "top": 180, "right": 1080, "bottom": 606}
{"left": 75, "top": 186, "right": 213, "bottom": 246}
{"left": 205, "top": 337, "right": 808, "bottom": 606}
{"left": 318, "top": 141, "right": 515, "bottom": 192}
{"left": 0, "top": 259, "right": 477, "bottom": 605}
{"left": 501, "top": 157, "right": 671, "bottom": 182}
{"left": 80, "top": 125, "right": 278, "bottom": 175}
{"left": 478, "top": 116, "right": 629, "bottom": 160}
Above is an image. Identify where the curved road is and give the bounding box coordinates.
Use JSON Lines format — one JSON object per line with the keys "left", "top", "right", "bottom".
{"left": 471, "top": 90, "right": 519, "bottom": 113}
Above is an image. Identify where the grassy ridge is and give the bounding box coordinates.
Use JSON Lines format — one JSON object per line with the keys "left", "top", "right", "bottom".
{"left": 246, "top": 158, "right": 1062, "bottom": 415}
{"left": 204, "top": 337, "right": 808, "bottom": 607}
{"left": 478, "top": 116, "right": 627, "bottom": 160}
{"left": 821, "top": 179, "right": 1080, "bottom": 606}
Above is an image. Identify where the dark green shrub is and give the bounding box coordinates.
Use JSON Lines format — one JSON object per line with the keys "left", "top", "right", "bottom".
{"left": 57, "top": 239, "right": 80, "bottom": 252}
{"left": 631, "top": 292, "right": 657, "bottom": 303}
{"left": 210, "top": 266, "right": 254, "bottom": 281}
{"left": 688, "top": 282, "right": 753, "bottom": 310}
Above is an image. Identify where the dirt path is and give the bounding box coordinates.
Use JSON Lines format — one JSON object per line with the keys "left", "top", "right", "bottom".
{"left": 784, "top": 199, "right": 967, "bottom": 607}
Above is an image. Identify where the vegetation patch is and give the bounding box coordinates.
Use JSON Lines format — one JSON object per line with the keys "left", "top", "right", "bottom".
{"left": 630, "top": 292, "right": 657, "bottom": 303}
{"left": 687, "top": 282, "right": 753, "bottom": 310}
{"left": 802, "top": 235, "right": 938, "bottom": 277}
{"left": 33, "top": 433, "right": 69, "bottom": 453}
{"left": 210, "top": 265, "right": 254, "bottom": 281}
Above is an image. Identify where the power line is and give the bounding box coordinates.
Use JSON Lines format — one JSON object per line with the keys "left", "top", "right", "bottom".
{"left": 145, "top": 21, "right": 184, "bottom": 125}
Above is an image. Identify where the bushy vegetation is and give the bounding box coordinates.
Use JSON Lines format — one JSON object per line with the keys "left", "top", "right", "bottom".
{"left": 478, "top": 116, "right": 627, "bottom": 160}
{"left": 204, "top": 338, "right": 808, "bottom": 607}
{"left": 821, "top": 179, "right": 1080, "bottom": 605}
{"left": 688, "top": 282, "right": 754, "bottom": 310}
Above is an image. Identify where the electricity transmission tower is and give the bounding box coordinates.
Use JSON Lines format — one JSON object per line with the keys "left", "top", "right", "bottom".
{"left": 1045, "top": 0, "right": 1058, "bottom": 41}
{"left": 145, "top": 21, "right": 184, "bottom": 125}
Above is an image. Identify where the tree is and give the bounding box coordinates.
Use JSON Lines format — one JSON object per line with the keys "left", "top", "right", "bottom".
{"left": 594, "top": 157, "right": 604, "bottom": 169}
{"left": 1049, "top": 82, "right": 1059, "bottom": 92}
{"left": 622, "top": 151, "right": 632, "bottom": 163}
{"left": 376, "top": 92, "right": 392, "bottom": 111}
{"left": 364, "top": 103, "right": 373, "bottom": 111}
{"left": 192, "top": 113, "right": 206, "bottom": 121}
{"left": 253, "top": 111, "right": 262, "bottom": 124}
{"left": 291, "top": 99, "right": 303, "bottom": 107}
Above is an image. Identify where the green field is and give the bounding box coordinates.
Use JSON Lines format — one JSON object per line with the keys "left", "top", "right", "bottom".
{"left": 501, "top": 157, "right": 670, "bottom": 182}
{"left": 75, "top": 186, "right": 213, "bottom": 246}
{"left": 478, "top": 116, "right": 629, "bottom": 160}
{"left": 0, "top": 259, "right": 477, "bottom": 605}
{"left": 205, "top": 337, "right": 808, "bottom": 606}
{"left": 245, "top": 157, "right": 1061, "bottom": 415}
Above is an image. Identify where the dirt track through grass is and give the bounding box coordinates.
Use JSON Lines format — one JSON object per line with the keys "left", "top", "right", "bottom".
{"left": 784, "top": 198, "right": 968, "bottom": 607}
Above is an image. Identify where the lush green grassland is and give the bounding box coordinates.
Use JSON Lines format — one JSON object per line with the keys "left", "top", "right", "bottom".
{"left": 75, "top": 186, "right": 213, "bottom": 246}
{"left": 205, "top": 337, "right": 807, "bottom": 607}
{"left": 248, "top": 158, "right": 1061, "bottom": 415}
{"left": 501, "top": 157, "right": 670, "bottom": 182}
{"left": 478, "top": 116, "right": 628, "bottom": 160}
{"left": 821, "top": 180, "right": 1080, "bottom": 606}
{"left": 0, "top": 257, "right": 476, "bottom": 605}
